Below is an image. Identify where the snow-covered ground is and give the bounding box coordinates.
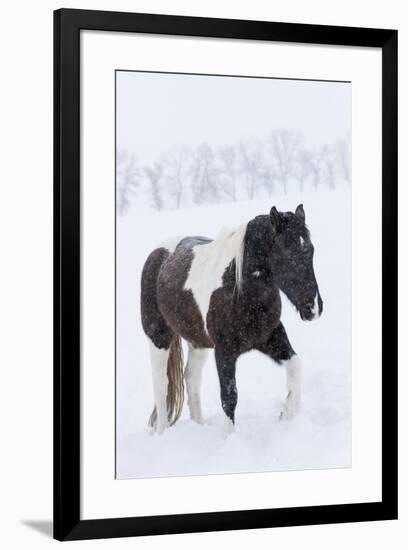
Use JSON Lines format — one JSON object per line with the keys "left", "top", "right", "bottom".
{"left": 116, "top": 189, "right": 351, "bottom": 479}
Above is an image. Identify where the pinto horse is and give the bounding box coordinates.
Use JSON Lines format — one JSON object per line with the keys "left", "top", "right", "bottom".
{"left": 141, "top": 204, "right": 323, "bottom": 435}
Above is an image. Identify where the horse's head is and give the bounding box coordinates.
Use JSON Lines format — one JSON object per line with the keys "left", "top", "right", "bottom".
{"left": 270, "top": 204, "right": 323, "bottom": 321}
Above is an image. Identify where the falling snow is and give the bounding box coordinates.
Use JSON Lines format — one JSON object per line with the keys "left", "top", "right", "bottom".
{"left": 116, "top": 188, "right": 351, "bottom": 479}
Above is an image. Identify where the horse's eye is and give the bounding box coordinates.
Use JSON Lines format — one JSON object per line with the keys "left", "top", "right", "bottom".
{"left": 299, "top": 237, "right": 310, "bottom": 252}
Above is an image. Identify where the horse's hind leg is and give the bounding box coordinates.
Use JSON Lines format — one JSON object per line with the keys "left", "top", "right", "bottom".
{"left": 142, "top": 247, "right": 185, "bottom": 433}
{"left": 185, "top": 344, "right": 208, "bottom": 424}
{"left": 258, "top": 322, "right": 302, "bottom": 420}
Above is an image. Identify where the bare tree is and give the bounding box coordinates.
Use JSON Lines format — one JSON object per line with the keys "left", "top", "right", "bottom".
{"left": 116, "top": 129, "right": 351, "bottom": 214}
{"left": 218, "top": 145, "right": 238, "bottom": 202}
{"left": 191, "top": 143, "right": 221, "bottom": 205}
{"left": 320, "top": 145, "right": 337, "bottom": 189}
{"left": 239, "top": 140, "right": 263, "bottom": 200}
{"left": 116, "top": 150, "right": 141, "bottom": 215}
{"left": 260, "top": 164, "right": 276, "bottom": 197}
{"left": 294, "top": 149, "right": 316, "bottom": 193}
{"left": 145, "top": 162, "right": 164, "bottom": 211}
{"left": 335, "top": 137, "right": 351, "bottom": 185}
{"left": 307, "top": 150, "right": 322, "bottom": 190}
{"left": 269, "top": 130, "right": 302, "bottom": 194}
{"left": 162, "top": 145, "right": 191, "bottom": 209}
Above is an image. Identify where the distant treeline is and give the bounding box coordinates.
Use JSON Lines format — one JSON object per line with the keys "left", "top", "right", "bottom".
{"left": 116, "top": 130, "right": 350, "bottom": 215}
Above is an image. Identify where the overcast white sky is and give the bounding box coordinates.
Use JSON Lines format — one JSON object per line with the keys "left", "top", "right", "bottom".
{"left": 116, "top": 70, "right": 351, "bottom": 162}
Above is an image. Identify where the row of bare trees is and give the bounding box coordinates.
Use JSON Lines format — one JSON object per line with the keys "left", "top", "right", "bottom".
{"left": 116, "top": 130, "right": 350, "bottom": 214}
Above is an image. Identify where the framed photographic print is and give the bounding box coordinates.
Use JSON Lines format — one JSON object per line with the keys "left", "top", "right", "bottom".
{"left": 54, "top": 8, "right": 398, "bottom": 541}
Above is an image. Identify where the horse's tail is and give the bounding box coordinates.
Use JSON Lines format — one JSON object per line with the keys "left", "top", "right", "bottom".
{"left": 148, "top": 335, "right": 185, "bottom": 428}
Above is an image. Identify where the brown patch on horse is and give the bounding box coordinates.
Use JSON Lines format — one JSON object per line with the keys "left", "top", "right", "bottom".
{"left": 141, "top": 247, "right": 174, "bottom": 349}
{"left": 157, "top": 238, "right": 214, "bottom": 349}
{"left": 207, "top": 269, "right": 282, "bottom": 355}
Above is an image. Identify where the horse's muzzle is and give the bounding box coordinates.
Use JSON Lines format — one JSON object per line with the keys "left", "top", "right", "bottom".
{"left": 300, "top": 292, "right": 323, "bottom": 321}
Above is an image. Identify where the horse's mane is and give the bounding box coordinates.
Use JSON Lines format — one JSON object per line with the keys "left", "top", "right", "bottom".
{"left": 213, "top": 223, "right": 247, "bottom": 293}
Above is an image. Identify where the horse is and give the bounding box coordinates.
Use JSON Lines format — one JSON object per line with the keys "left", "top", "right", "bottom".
{"left": 141, "top": 204, "right": 323, "bottom": 435}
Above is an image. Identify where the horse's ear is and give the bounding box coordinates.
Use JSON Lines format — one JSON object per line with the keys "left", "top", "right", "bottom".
{"left": 295, "top": 204, "right": 305, "bottom": 223}
{"left": 270, "top": 206, "right": 282, "bottom": 235}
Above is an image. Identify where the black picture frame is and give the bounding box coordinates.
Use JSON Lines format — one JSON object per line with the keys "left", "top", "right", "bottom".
{"left": 54, "top": 8, "right": 398, "bottom": 541}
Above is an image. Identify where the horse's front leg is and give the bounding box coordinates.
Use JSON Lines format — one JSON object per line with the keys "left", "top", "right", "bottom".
{"left": 279, "top": 355, "right": 302, "bottom": 420}
{"left": 258, "top": 322, "right": 302, "bottom": 420}
{"left": 214, "top": 348, "right": 238, "bottom": 436}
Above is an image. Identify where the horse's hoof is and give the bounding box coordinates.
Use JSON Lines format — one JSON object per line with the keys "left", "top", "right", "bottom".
{"left": 155, "top": 421, "right": 170, "bottom": 434}
{"left": 279, "top": 399, "right": 301, "bottom": 420}
{"left": 222, "top": 416, "right": 235, "bottom": 438}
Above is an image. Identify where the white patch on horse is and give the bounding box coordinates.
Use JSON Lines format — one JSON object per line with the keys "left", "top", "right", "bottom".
{"left": 252, "top": 270, "right": 260, "bottom": 278}
{"left": 300, "top": 236, "right": 305, "bottom": 246}
{"left": 159, "top": 235, "right": 183, "bottom": 254}
{"left": 223, "top": 414, "right": 235, "bottom": 438}
{"left": 311, "top": 293, "right": 320, "bottom": 319}
{"left": 149, "top": 340, "right": 170, "bottom": 434}
{"left": 280, "top": 355, "right": 302, "bottom": 420}
{"left": 184, "top": 224, "right": 247, "bottom": 331}
{"left": 184, "top": 344, "right": 208, "bottom": 424}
